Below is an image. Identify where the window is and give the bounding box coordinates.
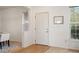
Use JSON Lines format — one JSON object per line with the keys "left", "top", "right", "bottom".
{"left": 71, "top": 7, "right": 79, "bottom": 40}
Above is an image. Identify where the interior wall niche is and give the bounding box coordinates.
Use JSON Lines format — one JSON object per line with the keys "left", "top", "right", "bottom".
{"left": 24, "top": 23, "right": 29, "bottom": 31}
{"left": 24, "top": 12, "right": 28, "bottom": 21}
{"left": 23, "top": 11, "right": 29, "bottom": 31}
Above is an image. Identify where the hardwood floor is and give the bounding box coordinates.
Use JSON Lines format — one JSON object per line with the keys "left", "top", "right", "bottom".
{"left": 46, "top": 47, "right": 79, "bottom": 53}
{"left": 13, "top": 44, "right": 79, "bottom": 53}
{"left": 3, "top": 42, "right": 78, "bottom": 53}
{"left": 7, "top": 41, "right": 22, "bottom": 53}
{"left": 15, "top": 44, "right": 49, "bottom": 53}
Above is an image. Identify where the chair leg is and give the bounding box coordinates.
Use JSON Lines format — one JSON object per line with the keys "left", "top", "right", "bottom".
{"left": 0, "top": 42, "right": 2, "bottom": 49}
{"left": 7, "top": 40, "right": 10, "bottom": 47}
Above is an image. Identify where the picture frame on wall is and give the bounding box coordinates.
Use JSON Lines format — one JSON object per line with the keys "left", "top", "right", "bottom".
{"left": 53, "top": 16, "right": 64, "bottom": 24}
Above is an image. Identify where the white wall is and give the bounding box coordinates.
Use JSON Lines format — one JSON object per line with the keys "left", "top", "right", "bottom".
{"left": 1, "top": 7, "right": 27, "bottom": 42}
{"left": 0, "top": 7, "right": 34, "bottom": 48}
{"left": 31, "top": 6, "right": 70, "bottom": 48}
{"left": 22, "top": 7, "right": 36, "bottom": 47}
{"left": 49, "top": 7, "right": 70, "bottom": 48}
{"left": 0, "top": 6, "right": 78, "bottom": 49}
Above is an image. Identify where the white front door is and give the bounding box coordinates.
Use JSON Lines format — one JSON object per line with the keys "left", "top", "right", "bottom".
{"left": 35, "top": 12, "right": 49, "bottom": 45}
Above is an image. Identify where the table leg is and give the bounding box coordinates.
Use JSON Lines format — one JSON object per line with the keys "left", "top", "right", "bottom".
{"left": 0, "top": 42, "right": 2, "bottom": 49}
{"left": 7, "top": 40, "right": 10, "bottom": 47}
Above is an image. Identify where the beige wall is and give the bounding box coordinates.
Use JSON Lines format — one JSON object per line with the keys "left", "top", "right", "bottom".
{"left": 0, "top": 7, "right": 27, "bottom": 42}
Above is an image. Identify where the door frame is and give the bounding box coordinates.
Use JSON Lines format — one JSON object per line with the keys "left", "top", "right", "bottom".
{"left": 35, "top": 12, "right": 49, "bottom": 46}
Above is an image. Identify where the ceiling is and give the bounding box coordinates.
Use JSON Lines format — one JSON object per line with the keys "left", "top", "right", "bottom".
{"left": 0, "top": 6, "right": 26, "bottom": 10}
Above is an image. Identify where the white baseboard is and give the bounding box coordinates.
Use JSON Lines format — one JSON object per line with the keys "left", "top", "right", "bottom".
{"left": 22, "top": 41, "right": 33, "bottom": 48}
{"left": 49, "top": 43, "right": 68, "bottom": 49}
